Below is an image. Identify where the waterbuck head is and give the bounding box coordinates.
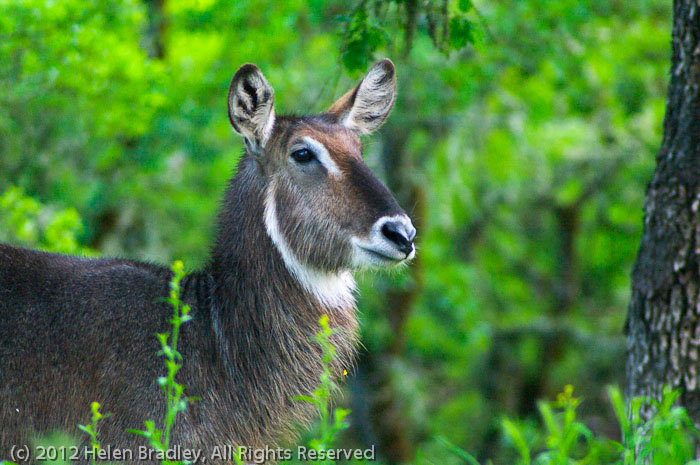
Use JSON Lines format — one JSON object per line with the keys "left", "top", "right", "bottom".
{"left": 227, "top": 59, "right": 415, "bottom": 305}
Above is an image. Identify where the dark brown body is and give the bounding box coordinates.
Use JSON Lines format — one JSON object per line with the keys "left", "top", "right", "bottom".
{"left": 0, "top": 156, "right": 358, "bottom": 463}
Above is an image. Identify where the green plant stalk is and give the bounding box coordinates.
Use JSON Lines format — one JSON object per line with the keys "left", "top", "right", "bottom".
{"left": 127, "top": 260, "right": 194, "bottom": 465}
{"left": 162, "top": 260, "right": 190, "bottom": 451}
{"left": 287, "top": 315, "right": 350, "bottom": 465}
{"left": 78, "top": 401, "right": 107, "bottom": 465}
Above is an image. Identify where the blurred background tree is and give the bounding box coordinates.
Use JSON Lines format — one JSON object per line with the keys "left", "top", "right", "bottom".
{"left": 0, "top": 0, "right": 670, "bottom": 463}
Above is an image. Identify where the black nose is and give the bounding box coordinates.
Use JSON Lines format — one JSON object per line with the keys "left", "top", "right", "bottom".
{"left": 381, "top": 221, "right": 416, "bottom": 256}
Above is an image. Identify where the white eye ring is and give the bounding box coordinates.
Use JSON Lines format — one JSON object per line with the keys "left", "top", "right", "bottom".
{"left": 301, "top": 136, "right": 341, "bottom": 177}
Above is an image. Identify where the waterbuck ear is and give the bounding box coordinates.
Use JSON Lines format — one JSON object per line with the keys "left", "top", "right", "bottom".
{"left": 327, "top": 59, "right": 397, "bottom": 135}
{"left": 228, "top": 64, "right": 276, "bottom": 152}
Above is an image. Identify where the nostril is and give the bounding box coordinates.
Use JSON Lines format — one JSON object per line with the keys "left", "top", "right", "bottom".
{"left": 381, "top": 222, "right": 414, "bottom": 255}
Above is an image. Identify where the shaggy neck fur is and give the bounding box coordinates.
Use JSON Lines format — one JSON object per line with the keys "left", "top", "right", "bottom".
{"left": 204, "top": 154, "right": 358, "bottom": 448}
{"left": 263, "top": 180, "right": 356, "bottom": 310}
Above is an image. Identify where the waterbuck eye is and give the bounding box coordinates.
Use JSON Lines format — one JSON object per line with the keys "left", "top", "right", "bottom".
{"left": 291, "top": 148, "right": 314, "bottom": 163}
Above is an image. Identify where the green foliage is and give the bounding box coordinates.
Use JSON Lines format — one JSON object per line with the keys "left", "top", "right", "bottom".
{"left": 338, "top": 0, "right": 479, "bottom": 71}
{"left": 6, "top": 386, "right": 700, "bottom": 464}
{"left": 0, "top": 186, "right": 92, "bottom": 255}
{"left": 501, "top": 385, "right": 618, "bottom": 464}
{"left": 339, "top": 7, "right": 388, "bottom": 72}
{"left": 28, "top": 432, "right": 78, "bottom": 465}
{"left": 0, "top": 0, "right": 676, "bottom": 463}
{"left": 610, "top": 386, "right": 700, "bottom": 465}
{"left": 363, "top": 1, "right": 670, "bottom": 459}
{"left": 128, "top": 260, "right": 195, "bottom": 465}
{"left": 494, "top": 386, "right": 700, "bottom": 465}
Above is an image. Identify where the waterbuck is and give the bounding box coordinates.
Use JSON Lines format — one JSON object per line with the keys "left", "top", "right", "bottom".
{"left": 0, "top": 59, "right": 415, "bottom": 463}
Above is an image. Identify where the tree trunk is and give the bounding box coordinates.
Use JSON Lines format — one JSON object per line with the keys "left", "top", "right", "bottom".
{"left": 626, "top": 0, "right": 700, "bottom": 421}
{"left": 145, "top": 0, "right": 168, "bottom": 59}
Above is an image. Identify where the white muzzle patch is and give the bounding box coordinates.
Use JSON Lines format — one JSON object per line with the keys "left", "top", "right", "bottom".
{"left": 351, "top": 214, "right": 416, "bottom": 268}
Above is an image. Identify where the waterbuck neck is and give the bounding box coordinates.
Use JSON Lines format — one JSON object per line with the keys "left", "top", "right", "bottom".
{"left": 204, "top": 154, "right": 359, "bottom": 444}
{"left": 210, "top": 154, "right": 357, "bottom": 313}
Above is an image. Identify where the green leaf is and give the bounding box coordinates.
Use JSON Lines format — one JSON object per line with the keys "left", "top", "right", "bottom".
{"left": 448, "top": 15, "right": 474, "bottom": 50}
{"left": 458, "top": 0, "right": 473, "bottom": 12}
{"left": 607, "top": 385, "right": 630, "bottom": 442}
{"left": 437, "top": 436, "right": 482, "bottom": 465}
{"left": 77, "top": 424, "right": 92, "bottom": 434}
{"left": 502, "top": 419, "right": 531, "bottom": 465}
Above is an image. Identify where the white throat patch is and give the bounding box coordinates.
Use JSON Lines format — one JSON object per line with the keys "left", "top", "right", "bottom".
{"left": 263, "top": 185, "right": 356, "bottom": 310}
